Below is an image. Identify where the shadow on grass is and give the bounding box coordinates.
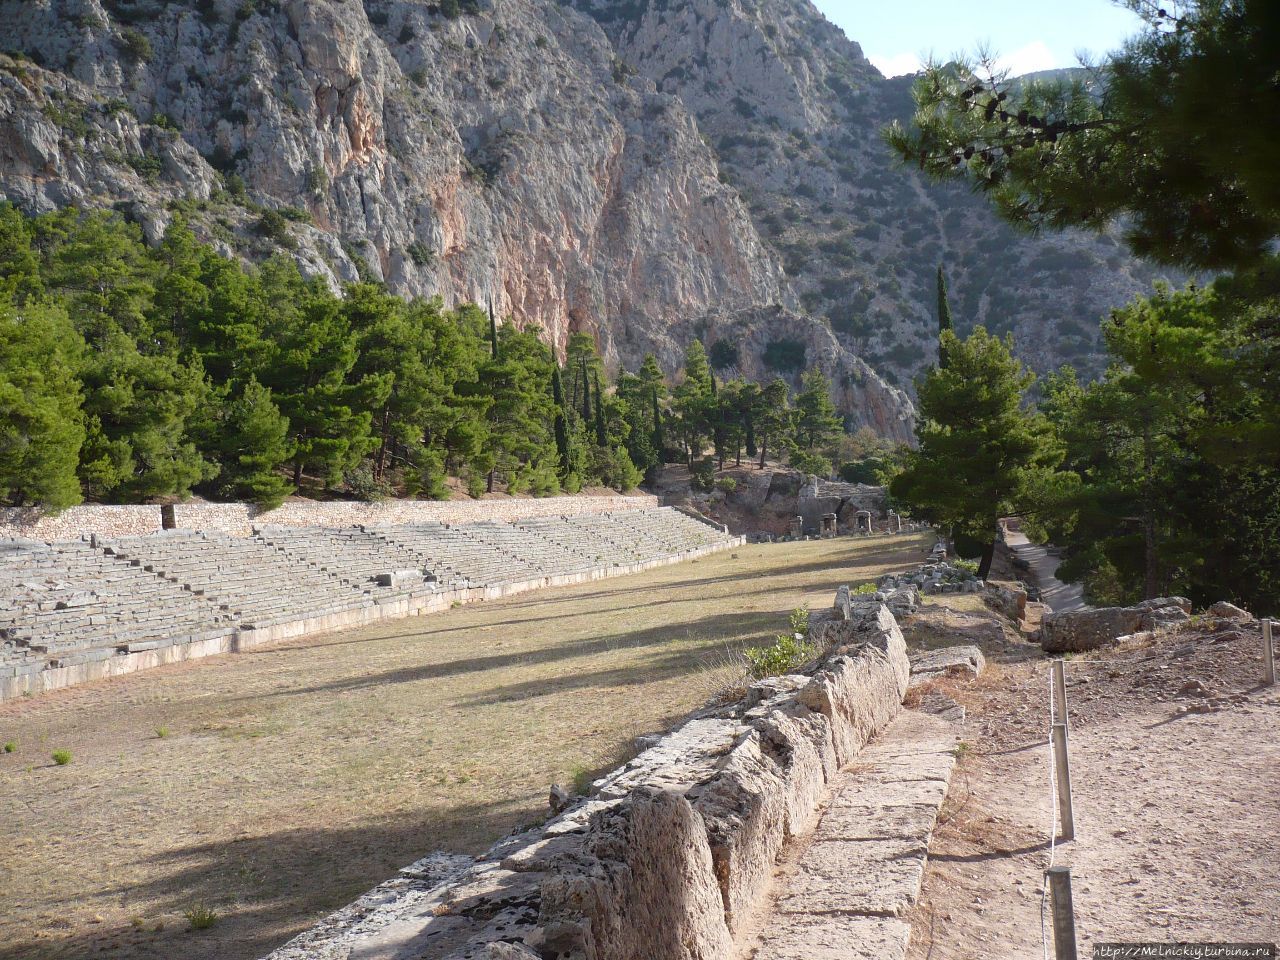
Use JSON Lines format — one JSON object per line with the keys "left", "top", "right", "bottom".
{"left": 1, "top": 797, "right": 522, "bottom": 960}
{"left": 247, "top": 608, "right": 782, "bottom": 702}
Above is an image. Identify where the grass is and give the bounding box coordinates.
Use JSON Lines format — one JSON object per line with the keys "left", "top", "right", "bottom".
{"left": 51, "top": 749, "right": 71, "bottom": 765}
{"left": 183, "top": 904, "right": 219, "bottom": 931}
{"left": 0, "top": 533, "right": 928, "bottom": 960}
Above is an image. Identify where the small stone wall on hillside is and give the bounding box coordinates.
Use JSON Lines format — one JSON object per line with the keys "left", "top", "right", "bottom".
{"left": 265, "top": 595, "right": 912, "bottom": 960}
{"left": 0, "top": 494, "right": 658, "bottom": 541}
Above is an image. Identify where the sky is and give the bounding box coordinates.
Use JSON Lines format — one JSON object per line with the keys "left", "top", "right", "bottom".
{"left": 810, "top": 0, "right": 1145, "bottom": 78}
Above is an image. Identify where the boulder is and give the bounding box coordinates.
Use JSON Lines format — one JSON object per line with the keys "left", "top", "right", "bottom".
{"left": 1041, "top": 607, "right": 1144, "bottom": 653}
{"left": 982, "top": 581, "right": 1027, "bottom": 622}
{"left": 1137, "top": 596, "right": 1191, "bottom": 613}
{"left": 908, "top": 645, "right": 986, "bottom": 687}
{"left": 1207, "top": 600, "right": 1253, "bottom": 621}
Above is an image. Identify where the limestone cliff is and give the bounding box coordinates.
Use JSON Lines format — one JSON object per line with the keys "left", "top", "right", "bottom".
{"left": 0, "top": 0, "right": 915, "bottom": 439}
{"left": 580, "top": 0, "right": 1181, "bottom": 388}
{"left": 0, "top": 0, "right": 1176, "bottom": 440}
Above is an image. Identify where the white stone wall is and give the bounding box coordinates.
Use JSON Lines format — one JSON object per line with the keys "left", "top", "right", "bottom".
{"left": 0, "top": 494, "right": 659, "bottom": 542}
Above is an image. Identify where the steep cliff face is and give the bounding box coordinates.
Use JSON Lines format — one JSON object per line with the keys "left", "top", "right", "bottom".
{"left": 0, "top": 0, "right": 915, "bottom": 439}
{"left": 581, "top": 0, "right": 1179, "bottom": 387}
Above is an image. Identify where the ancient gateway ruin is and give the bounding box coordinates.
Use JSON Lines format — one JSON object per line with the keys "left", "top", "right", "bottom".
{"left": 0, "top": 497, "right": 740, "bottom": 700}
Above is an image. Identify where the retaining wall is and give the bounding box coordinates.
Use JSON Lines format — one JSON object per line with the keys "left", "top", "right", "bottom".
{"left": 1, "top": 538, "right": 737, "bottom": 702}
{"left": 0, "top": 494, "right": 659, "bottom": 542}
{"left": 264, "top": 596, "right": 911, "bottom": 960}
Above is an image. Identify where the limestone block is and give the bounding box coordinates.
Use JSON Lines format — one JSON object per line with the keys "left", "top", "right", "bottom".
{"left": 538, "top": 789, "right": 733, "bottom": 960}
{"left": 754, "top": 914, "right": 911, "bottom": 960}
{"left": 1207, "top": 600, "right": 1252, "bottom": 621}
{"left": 908, "top": 645, "right": 986, "bottom": 686}
{"left": 1041, "top": 606, "right": 1144, "bottom": 652}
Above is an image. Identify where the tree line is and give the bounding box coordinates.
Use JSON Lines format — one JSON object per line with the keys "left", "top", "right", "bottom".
{"left": 0, "top": 205, "right": 862, "bottom": 513}
{"left": 885, "top": 1, "right": 1279, "bottom": 614}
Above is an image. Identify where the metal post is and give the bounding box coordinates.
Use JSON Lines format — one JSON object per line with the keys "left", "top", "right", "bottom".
{"left": 1046, "top": 865, "right": 1079, "bottom": 960}
{"left": 1052, "top": 659, "right": 1068, "bottom": 728}
{"left": 1052, "top": 722, "right": 1075, "bottom": 841}
{"left": 1264, "top": 620, "right": 1276, "bottom": 686}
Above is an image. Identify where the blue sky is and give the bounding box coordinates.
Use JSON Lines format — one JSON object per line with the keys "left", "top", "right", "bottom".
{"left": 810, "top": 0, "right": 1145, "bottom": 77}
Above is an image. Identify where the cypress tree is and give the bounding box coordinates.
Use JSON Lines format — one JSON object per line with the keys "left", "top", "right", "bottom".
{"left": 551, "top": 366, "right": 571, "bottom": 476}
{"left": 488, "top": 302, "right": 499, "bottom": 360}
{"left": 580, "top": 356, "right": 592, "bottom": 423}
{"left": 651, "top": 387, "right": 664, "bottom": 462}
{"left": 593, "top": 370, "right": 608, "bottom": 446}
{"left": 936, "top": 264, "right": 953, "bottom": 369}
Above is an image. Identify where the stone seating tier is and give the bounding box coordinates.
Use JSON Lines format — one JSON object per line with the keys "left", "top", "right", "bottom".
{"left": 0, "top": 509, "right": 736, "bottom": 686}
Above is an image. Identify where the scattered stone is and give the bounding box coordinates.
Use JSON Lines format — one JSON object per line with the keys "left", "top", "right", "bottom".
{"left": 1178, "top": 679, "right": 1210, "bottom": 698}
{"left": 548, "top": 783, "right": 572, "bottom": 815}
{"left": 1207, "top": 600, "right": 1252, "bottom": 621}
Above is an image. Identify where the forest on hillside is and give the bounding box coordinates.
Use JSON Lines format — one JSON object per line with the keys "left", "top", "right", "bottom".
{"left": 0, "top": 205, "right": 880, "bottom": 514}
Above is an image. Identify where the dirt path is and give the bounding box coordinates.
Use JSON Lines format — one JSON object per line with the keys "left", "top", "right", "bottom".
{"left": 907, "top": 622, "right": 1280, "bottom": 958}
{"left": 0, "top": 534, "right": 929, "bottom": 960}
{"left": 1003, "top": 530, "right": 1086, "bottom": 613}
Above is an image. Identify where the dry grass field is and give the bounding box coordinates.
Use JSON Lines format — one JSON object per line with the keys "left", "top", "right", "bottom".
{"left": 0, "top": 532, "right": 931, "bottom": 960}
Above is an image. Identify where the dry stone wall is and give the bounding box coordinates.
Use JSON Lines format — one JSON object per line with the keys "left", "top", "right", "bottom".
{"left": 264, "top": 592, "right": 911, "bottom": 960}
{"left": 0, "top": 494, "right": 658, "bottom": 541}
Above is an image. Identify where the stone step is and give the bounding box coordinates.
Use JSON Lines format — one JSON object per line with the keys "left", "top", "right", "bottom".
{"left": 750, "top": 710, "right": 957, "bottom": 960}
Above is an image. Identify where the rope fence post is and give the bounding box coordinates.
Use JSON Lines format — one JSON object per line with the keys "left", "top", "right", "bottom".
{"left": 1051, "top": 660, "right": 1068, "bottom": 730}
{"left": 1264, "top": 620, "right": 1276, "bottom": 687}
{"left": 1050, "top": 660, "right": 1075, "bottom": 841}
{"left": 1046, "top": 865, "right": 1079, "bottom": 960}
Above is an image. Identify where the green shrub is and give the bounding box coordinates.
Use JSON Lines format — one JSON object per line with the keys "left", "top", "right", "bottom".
{"left": 689, "top": 458, "right": 715, "bottom": 492}
{"left": 406, "top": 240, "right": 434, "bottom": 266}
{"left": 155, "top": 727, "right": 170, "bottom": 739}
{"left": 255, "top": 210, "right": 296, "bottom": 249}
{"left": 852, "top": 582, "right": 877, "bottom": 595}
{"left": 571, "top": 764, "right": 594, "bottom": 795}
{"left": 762, "top": 338, "right": 806, "bottom": 372}
{"left": 125, "top": 152, "right": 163, "bottom": 180}
{"left": 744, "top": 631, "right": 817, "bottom": 680}
{"left": 183, "top": 904, "right": 219, "bottom": 930}
{"left": 51, "top": 749, "right": 72, "bottom": 765}
{"left": 119, "top": 28, "right": 152, "bottom": 63}
{"left": 708, "top": 338, "right": 738, "bottom": 370}
{"left": 343, "top": 462, "right": 392, "bottom": 502}
{"left": 743, "top": 605, "right": 815, "bottom": 679}
{"left": 714, "top": 476, "right": 737, "bottom": 494}
{"left": 3, "top": 741, "right": 15, "bottom": 753}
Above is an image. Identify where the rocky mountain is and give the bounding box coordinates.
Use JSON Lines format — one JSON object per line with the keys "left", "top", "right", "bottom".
{"left": 579, "top": 0, "right": 1180, "bottom": 388}
{"left": 0, "top": 0, "right": 1174, "bottom": 441}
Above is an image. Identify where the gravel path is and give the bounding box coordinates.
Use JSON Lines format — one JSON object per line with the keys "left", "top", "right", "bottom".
{"left": 906, "top": 621, "right": 1280, "bottom": 958}
{"left": 1003, "top": 530, "right": 1086, "bottom": 613}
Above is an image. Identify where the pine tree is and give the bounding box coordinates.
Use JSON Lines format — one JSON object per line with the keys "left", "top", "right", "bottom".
{"left": 551, "top": 366, "right": 572, "bottom": 478}
{"left": 936, "top": 264, "right": 953, "bottom": 369}
{"left": 755, "top": 378, "right": 792, "bottom": 469}
{"left": 652, "top": 387, "right": 665, "bottom": 462}
{"left": 891, "top": 327, "right": 1062, "bottom": 577}
{"left": 218, "top": 377, "right": 294, "bottom": 509}
{"left": 0, "top": 303, "right": 85, "bottom": 511}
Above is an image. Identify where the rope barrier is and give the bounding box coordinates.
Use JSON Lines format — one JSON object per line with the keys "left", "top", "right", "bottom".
{"left": 1041, "top": 665, "right": 1060, "bottom": 960}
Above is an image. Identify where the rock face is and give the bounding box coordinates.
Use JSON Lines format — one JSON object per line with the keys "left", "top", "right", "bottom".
{"left": 1, "top": 0, "right": 1182, "bottom": 437}
{"left": 0, "top": 0, "right": 912, "bottom": 439}
{"left": 582, "top": 0, "right": 1183, "bottom": 388}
